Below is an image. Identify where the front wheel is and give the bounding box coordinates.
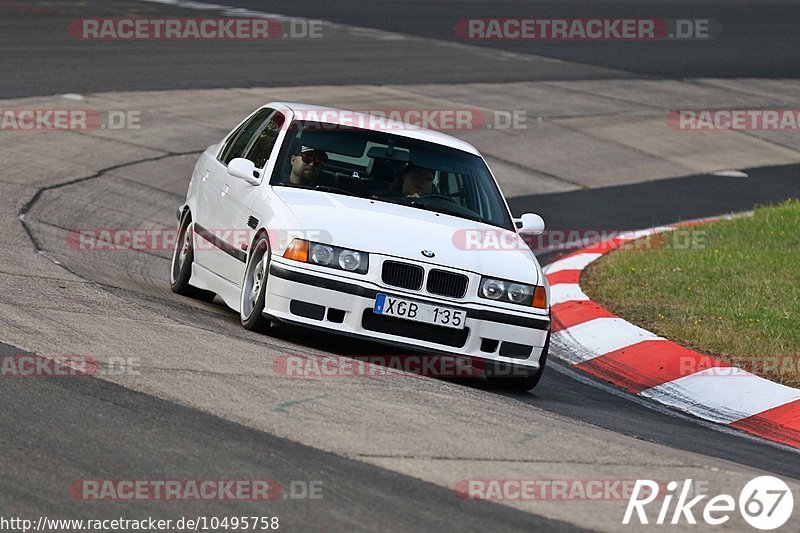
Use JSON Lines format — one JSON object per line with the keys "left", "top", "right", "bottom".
{"left": 240, "top": 234, "right": 272, "bottom": 332}
{"left": 170, "top": 211, "right": 215, "bottom": 301}
{"left": 486, "top": 332, "right": 550, "bottom": 391}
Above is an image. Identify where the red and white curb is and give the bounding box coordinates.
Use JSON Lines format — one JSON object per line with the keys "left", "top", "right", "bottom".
{"left": 544, "top": 220, "right": 800, "bottom": 449}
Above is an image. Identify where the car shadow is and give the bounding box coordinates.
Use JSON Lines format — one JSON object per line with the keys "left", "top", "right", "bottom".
{"left": 266, "top": 320, "right": 513, "bottom": 390}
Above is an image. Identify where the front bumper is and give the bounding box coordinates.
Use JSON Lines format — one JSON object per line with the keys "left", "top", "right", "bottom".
{"left": 264, "top": 260, "right": 550, "bottom": 369}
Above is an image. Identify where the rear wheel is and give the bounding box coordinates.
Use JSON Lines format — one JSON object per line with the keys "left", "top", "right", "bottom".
{"left": 240, "top": 234, "right": 272, "bottom": 332}
{"left": 486, "top": 332, "right": 550, "bottom": 391}
{"left": 170, "top": 211, "right": 215, "bottom": 301}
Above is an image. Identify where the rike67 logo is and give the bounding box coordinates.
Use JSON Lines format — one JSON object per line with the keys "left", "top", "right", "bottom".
{"left": 624, "top": 476, "right": 794, "bottom": 530}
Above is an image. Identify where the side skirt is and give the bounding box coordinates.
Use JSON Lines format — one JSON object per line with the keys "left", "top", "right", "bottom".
{"left": 191, "top": 263, "right": 241, "bottom": 312}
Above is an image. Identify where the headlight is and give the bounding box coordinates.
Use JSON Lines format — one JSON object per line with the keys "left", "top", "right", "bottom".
{"left": 479, "top": 276, "right": 546, "bottom": 308}
{"left": 507, "top": 283, "right": 533, "bottom": 304}
{"left": 310, "top": 244, "right": 335, "bottom": 266}
{"left": 480, "top": 278, "right": 506, "bottom": 300}
{"left": 285, "top": 240, "right": 369, "bottom": 274}
{"left": 338, "top": 249, "right": 363, "bottom": 271}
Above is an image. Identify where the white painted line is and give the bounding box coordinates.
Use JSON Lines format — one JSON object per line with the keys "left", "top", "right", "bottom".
{"left": 616, "top": 226, "right": 676, "bottom": 241}
{"left": 641, "top": 368, "right": 800, "bottom": 425}
{"left": 549, "top": 284, "right": 589, "bottom": 305}
{"left": 543, "top": 253, "right": 602, "bottom": 274}
{"left": 711, "top": 170, "right": 749, "bottom": 178}
{"left": 553, "top": 317, "right": 661, "bottom": 364}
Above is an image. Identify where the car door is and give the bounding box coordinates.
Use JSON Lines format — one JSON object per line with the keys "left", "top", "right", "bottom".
{"left": 215, "top": 110, "right": 286, "bottom": 286}
{"left": 194, "top": 107, "right": 274, "bottom": 281}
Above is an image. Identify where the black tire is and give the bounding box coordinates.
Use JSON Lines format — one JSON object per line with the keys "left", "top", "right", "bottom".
{"left": 170, "top": 211, "right": 216, "bottom": 301}
{"left": 486, "top": 332, "right": 550, "bottom": 391}
{"left": 240, "top": 234, "right": 272, "bottom": 332}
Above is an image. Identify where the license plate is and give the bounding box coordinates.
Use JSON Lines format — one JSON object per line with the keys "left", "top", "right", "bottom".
{"left": 373, "top": 294, "right": 466, "bottom": 330}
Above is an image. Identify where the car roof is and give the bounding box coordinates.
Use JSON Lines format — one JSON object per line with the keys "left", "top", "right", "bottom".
{"left": 274, "top": 102, "right": 482, "bottom": 156}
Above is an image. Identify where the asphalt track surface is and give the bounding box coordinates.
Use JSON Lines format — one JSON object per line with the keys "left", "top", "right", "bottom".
{"left": 2, "top": 0, "right": 800, "bottom": 531}
{"left": 220, "top": 0, "right": 800, "bottom": 78}
{"left": 2, "top": 0, "right": 800, "bottom": 98}
{"left": 5, "top": 154, "right": 800, "bottom": 527}
{"left": 0, "top": 341, "right": 581, "bottom": 532}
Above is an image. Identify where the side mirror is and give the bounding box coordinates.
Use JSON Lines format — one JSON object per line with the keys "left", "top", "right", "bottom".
{"left": 514, "top": 213, "right": 545, "bottom": 235}
{"left": 227, "top": 158, "right": 261, "bottom": 185}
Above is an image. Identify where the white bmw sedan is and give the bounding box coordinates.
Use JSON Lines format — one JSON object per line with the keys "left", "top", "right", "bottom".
{"left": 171, "top": 102, "right": 551, "bottom": 390}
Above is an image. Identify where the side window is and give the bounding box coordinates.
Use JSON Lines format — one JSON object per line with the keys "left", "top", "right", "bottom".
{"left": 218, "top": 108, "right": 274, "bottom": 165}
{"left": 243, "top": 112, "right": 285, "bottom": 168}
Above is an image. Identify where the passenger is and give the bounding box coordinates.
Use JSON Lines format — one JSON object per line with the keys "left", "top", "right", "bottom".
{"left": 288, "top": 146, "right": 328, "bottom": 185}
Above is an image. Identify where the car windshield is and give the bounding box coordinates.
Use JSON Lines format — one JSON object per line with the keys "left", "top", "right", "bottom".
{"left": 270, "top": 120, "right": 515, "bottom": 230}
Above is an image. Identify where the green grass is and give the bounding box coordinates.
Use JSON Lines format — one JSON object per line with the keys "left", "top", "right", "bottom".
{"left": 582, "top": 199, "right": 800, "bottom": 387}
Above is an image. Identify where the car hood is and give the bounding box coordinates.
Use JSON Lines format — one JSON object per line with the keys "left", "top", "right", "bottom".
{"left": 271, "top": 187, "right": 540, "bottom": 285}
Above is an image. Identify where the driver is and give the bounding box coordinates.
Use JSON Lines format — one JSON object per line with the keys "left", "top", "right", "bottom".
{"left": 288, "top": 146, "right": 328, "bottom": 185}
{"left": 391, "top": 162, "right": 435, "bottom": 197}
